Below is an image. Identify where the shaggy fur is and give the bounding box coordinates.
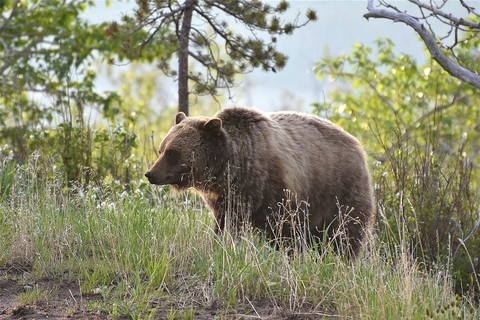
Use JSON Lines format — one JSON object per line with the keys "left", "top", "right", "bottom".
{"left": 145, "top": 107, "right": 375, "bottom": 256}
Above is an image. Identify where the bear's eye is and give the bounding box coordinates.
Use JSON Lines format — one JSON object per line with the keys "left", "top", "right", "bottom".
{"left": 163, "top": 149, "right": 180, "bottom": 164}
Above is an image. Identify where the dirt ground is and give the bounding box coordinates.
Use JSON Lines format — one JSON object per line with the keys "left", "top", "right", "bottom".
{"left": 0, "top": 279, "right": 96, "bottom": 318}
{"left": 0, "top": 267, "right": 334, "bottom": 320}
{"left": 0, "top": 265, "right": 106, "bottom": 319}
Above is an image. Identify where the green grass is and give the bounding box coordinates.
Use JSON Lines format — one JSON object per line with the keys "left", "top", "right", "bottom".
{"left": 0, "top": 160, "right": 478, "bottom": 319}
{"left": 17, "top": 284, "right": 55, "bottom": 305}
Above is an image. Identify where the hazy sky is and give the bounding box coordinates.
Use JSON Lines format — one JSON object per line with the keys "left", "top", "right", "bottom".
{"left": 86, "top": 1, "right": 472, "bottom": 112}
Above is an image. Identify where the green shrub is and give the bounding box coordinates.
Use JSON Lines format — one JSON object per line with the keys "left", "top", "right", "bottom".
{"left": 314, "top": 38, "right": 480, "bottom": 296}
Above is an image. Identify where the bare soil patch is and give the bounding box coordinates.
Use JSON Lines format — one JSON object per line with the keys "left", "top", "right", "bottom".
{"left": 0, "top": 266, "right": 105, "bottom": 319}
{"left": 0, "top": 267, "right": 334, "bottom": 319}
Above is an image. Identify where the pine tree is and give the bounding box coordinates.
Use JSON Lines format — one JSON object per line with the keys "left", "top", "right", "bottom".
{"left": 115, "top": 0, "right": 317, "bottom": 115}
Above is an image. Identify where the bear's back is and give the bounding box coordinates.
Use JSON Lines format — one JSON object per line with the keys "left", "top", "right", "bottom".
{"left": 268, "top": 110, "right": 368, "bottom": 184}
{"left": 270, "top": 111, "right": 360, "bottom": 150}
{"left": 217, "top": 107, "right": 369, "bottom": 197}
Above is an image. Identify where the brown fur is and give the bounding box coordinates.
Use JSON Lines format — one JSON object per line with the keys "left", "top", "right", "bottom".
{"left": 145, "top": 107, "right": 375, "bottom": 256}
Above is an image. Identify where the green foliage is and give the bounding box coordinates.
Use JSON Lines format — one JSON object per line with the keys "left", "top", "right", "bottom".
{"left": 314, "top": 38, "right": 480, "bottom": 295}
{"left": 0, "top": 0, "right": 176, "bottom": 186}
{"left": 17, "top": 285, "right": 54, "bottom": 306}
{"left": 0, "top": 0, "right": 118, "bottom": 126}
{"left": 0, "top": 157, "right": 15, "bottom": 198}
{"left": 0, "top": 0, "right": 112, "bottom": 163}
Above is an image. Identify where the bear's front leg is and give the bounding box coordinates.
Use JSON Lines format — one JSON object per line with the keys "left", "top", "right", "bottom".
{"left": 201, "top": 194, "right": 227, "bottom": 234}
{"left": 214, "top": 212, "right": 226, "bottom": 234}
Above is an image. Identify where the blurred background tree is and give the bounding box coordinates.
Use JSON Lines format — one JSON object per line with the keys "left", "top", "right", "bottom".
{"left": 0, "top": 0, "right": 169, "bottom": 185}
{"left": 1, "top": 0, "right": 112, "bottom": 161}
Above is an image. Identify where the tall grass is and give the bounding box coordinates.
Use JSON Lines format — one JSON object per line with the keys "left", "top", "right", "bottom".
{"left": 0, "top": 157, "right": 478, "bottom": 319}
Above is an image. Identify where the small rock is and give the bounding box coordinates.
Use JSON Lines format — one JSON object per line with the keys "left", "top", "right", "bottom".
{"left": 23, "top": 284, "right": 33, "bottom": 291}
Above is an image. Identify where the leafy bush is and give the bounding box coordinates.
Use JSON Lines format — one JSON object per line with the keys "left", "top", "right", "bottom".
{"left": 314, "top": 38, "right": 480, "bottom": 295}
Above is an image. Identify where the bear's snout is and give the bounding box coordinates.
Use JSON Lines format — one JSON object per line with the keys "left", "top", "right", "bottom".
{"left": 144, "top": 169, "right": 175, "bottom": 186}
{"left": 145, "top": 171, "right": 156, "bottom": 184}
{"left": 145, "top": 171, "right": 153, "bottom": 179}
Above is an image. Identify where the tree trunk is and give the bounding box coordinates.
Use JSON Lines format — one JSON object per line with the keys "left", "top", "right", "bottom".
{"left": 178, "top": 0, "right": 196, "bottom": 116}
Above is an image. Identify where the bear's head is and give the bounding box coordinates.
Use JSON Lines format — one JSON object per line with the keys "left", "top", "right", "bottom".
{"left": 145, "top": 112, "right": 225, "bottom": 191}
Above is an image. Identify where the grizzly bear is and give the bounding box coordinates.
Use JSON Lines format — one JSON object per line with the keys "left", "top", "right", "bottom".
{"left": 145, "top": 107, "right": 375, "bottom": 256}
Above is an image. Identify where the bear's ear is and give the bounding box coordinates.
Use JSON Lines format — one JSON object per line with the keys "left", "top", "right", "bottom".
{"left": 203, "top": 118, "right": 222, "bottom": 135}
{"left": 175, "top": 112, "right": 187, "bottom": 125}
